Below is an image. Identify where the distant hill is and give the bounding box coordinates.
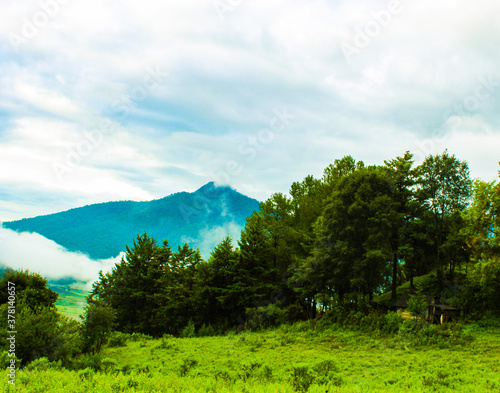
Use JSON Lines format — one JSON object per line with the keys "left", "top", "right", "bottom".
{"left": 2, "top": 182, "right": 260, "bottom": 259}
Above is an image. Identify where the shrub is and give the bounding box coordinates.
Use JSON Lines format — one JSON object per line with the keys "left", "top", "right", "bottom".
{"left": 106, "top": 331, "right": 129, "bottom": 348}
{"left": 156, "top": 334, "right": 178, "bottom": 350}
{"left": 284, "top": 304, "right": 306, "bottom": 323}
{"left": 238, "top": 362, "right": 262, "bottom": 381}
{"left": 397, "top": 319, "right": 474, "bottom": 347}
{"left": 25, "top": 357, "right": 61, "bottom": 371}
{"left": 198, "top": 324, "right": 216, "bottom": 337}
{"left": 291, "top": 365, "right": 315, "bottom": 392}
{"left": 383, "top": 311, "right": 403, "bottom": 334}
{"left": 0, "top": 351, "right": 21, "bottom": 370}
{"left": 180, "top": 320, "right": 196, "bottom": 338}
{"left": 407, "top": 293, "right": 428, "bottom": 318}
{"left": 71, "top": 353, "right": 102, "bottom": 371}
{"left": 101, "top": 357, "right": 118, "bottom": 372}
{"left": 179, "top": 358, "right": 198, "bottom": 376}
{"left": 245, "top": 304, "right": 286, "bottom": 330}
{"left": 129, "top": 332, "right": 153, "bottom": 342}
{"left": 78, "top": 367, "right": 96, "bottom": 381}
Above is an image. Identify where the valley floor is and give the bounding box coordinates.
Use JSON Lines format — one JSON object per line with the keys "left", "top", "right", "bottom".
{"left": 3, "top": 321, "right": 500, "bottom": 392}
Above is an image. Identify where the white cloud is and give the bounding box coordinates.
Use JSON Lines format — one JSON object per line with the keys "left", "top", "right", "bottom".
{"left": 0, "top": 0, "right": 499, "bottom": 220}
{"left": 0, "top": 227, "right": 122, "bottom": 289}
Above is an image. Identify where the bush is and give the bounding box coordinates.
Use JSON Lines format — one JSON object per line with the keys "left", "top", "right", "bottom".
{"left": 383, "top": 312, "right": 403, "bottom": 334}
{"left": 179, "top": 358, "right": 198, "bottom": 376}
{"left": 78, "top": 367, "right": 95, "bottom": 381}
{"left": 71, "top": 353, "right": 102, "bottom": 371}
{"left": 0, "top": 351, "right": 21, "bottom": 370}
{"left": 25, "top": 357, "right": 61, "bottom": 371}
{"left": 290, "top": 360, "right": 340, "bottom": 392}
{"left": 198, "top": 324, "right": 216, "bottom": 337}
{"left": 284, "top": 304, "right": 306, "bottom": 323}
{"left": 53, "top": 316, "right": 84, "bottom": 367}
{"left": 238, "top": 362, "right": 262, "bottom": 381}
{"left": 245, "top": 304, "right": 286, "bottom": 331}
{"left": 407, "top": 293, "right": 428, "bottom": 317}
{"left": 106, "top": 331, "right": 129, "bottom": 348}
{"left": 129, "top": 332, "right": 153, "bottom": 342}
{"left": 156, "top": 334, "right": 178, "bottom": 350}
{"left": 397, "top": 319, "right": 474, "bottom": 347}
{"left": 101, "top": 357, "right": 118, "bottom": 372}
{"left": 180, "top": 320, "right": 196, "bottom": 338}
{"left": 291, "top": 365, "right": 315, "bottom": 392}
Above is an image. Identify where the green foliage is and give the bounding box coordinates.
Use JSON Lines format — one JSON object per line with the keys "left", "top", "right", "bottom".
{"left": 291, "top": 360, "right": 341, "bottom": 392}
{"left": 106, "top": 331, "right": 129, "bottom": 348}
{"left": 178, "top": 358, "right": 198, "bottom": 376}
{"left": 180, "top": 319, "right": 196, "bottom": 338}
{"left": 245, "top": 303, "right": 286, "bottom": 330}
{"left": 291, "top": 364, "right": 315, "bottom": 392}
{"left": 81, "top": 299, "right": 116, "bottom": 354}
{"left": 53, "top": 316, "right": 84, "bottom": 367}
{"left": 0, "top": 270, "right": 82, "bottom": 367}
{"left": 396, "top": 319, "right": 474, "bottom": 348}
{"left": 407, "top": 292, "right": 428, "bottom": 317}
{"left": 5, "top": 323, "right": 500, "bottom": 392}
{"left": 71, "top": 353, "right": 102, "bottom": 371}
{"left": 0, "top": 351, "right": 21, "bottom": 370}
{"left": 197, "top": 324, "right": 216, "bottom": 337}
{"left": 383, "top": 311, "right": 404, "bottom": 334}
{"left": 314, "top": 166, "right": 397, "bottom": 301}
{"left": 0, "top": 269, "right": 58, "bottom": 310}
{"left": 24, "top": 357, "right": 61, "bottom": 372}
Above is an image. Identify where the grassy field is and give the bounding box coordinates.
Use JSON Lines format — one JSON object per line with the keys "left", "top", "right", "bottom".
{"left": 3, "top": 319, "right": 500, "bottom": 392}
{"left": 48, "top": 283, "right": 88, "bottom": 321}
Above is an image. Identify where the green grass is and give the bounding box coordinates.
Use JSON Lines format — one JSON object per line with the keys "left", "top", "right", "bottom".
{"left": 49, "top": 283, "right": 88, "bottom": 321}
{"left": 3, "top": 321, "right": 500, "bottom": 392}
{"left": 374, "top": 272, "right": 441, "bottom": 306}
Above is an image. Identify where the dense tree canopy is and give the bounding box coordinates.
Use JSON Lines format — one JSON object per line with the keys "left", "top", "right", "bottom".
{"left": 3, "top": 151, "right": 498, "bottom": 373}
{"left": 83, "top": 151, "right": 497, "bottom": 335}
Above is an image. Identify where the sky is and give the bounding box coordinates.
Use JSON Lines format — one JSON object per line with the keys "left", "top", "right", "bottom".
{"left": 1, "top": 0, "right": 500, "bottom": 223}
{"left": 0, "top": 1, "right": 500, "bottom": 283}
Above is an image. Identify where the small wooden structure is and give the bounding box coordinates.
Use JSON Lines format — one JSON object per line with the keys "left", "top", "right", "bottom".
{"left": 426, "top": 298, "right": 460, "bottom": 324}
{"left": 392, "top": 294, "right": 459, "bottom": 324}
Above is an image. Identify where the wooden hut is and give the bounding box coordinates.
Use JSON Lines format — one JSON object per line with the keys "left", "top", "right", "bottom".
{"left": 426, "top": 298, "right": 460, "bottom": 324}
{"left": 392, "top": 294, "right": 459, "bottom": 324}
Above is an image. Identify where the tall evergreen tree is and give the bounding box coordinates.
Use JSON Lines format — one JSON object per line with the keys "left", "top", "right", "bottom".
{"left": 384, "top": 151, "right": 418, "bottom": 298}
{"left": 315, "top": 167, "right": 397, "bottom": 302}
{"left": 416, "top": 151, "right": 473, "bottom": 276}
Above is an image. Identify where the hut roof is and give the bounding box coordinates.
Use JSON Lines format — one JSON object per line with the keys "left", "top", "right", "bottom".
{"left": 392, "top": 294, "right": 442, "bottom": 309}
{"left": 431, "top": 304, "right": 459, "bottom": 311}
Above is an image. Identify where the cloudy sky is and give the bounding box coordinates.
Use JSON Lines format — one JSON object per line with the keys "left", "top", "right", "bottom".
{"left": 1, "top": 0, "right": 500, "bottom": 224}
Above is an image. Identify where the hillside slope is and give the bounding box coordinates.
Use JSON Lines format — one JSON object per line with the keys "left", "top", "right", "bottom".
{"left": 2, "top": 182, "right": 260, "bottom": 259}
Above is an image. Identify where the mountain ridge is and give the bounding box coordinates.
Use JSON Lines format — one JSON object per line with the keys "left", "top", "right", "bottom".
{"left": 2, "top": 182, "right": 260, "bottom": 260}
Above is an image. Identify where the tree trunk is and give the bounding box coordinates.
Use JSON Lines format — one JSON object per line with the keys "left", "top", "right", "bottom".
{"left": 392, "top": 251, "right": 398, "bottom": 299}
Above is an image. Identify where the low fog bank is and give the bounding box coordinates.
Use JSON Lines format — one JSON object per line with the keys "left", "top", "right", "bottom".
{"left": 0, "top": 227, "right": 122, "bottom": 289}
